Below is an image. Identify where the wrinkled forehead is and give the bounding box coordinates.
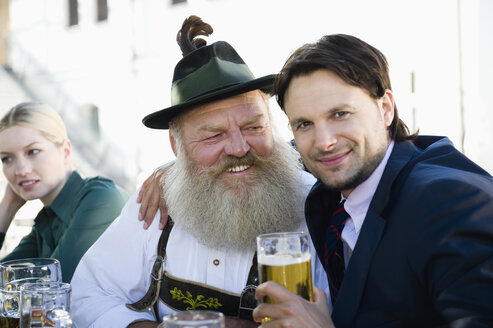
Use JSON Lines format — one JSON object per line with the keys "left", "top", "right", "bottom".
{"left": 181, "top": 90, "right": 270, "bottom": 124}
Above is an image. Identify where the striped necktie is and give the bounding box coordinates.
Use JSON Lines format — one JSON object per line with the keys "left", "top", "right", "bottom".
{"left": 324, "top": 200, "right": 348, "bottom": 306}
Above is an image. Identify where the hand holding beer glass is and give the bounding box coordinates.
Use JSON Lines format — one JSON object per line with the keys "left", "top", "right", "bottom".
{"left": 256, "top": 232, "right": 313, "bottom": 309}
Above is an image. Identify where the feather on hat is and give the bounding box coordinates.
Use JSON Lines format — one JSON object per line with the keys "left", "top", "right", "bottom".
{"left": 142, "top": 15, "right": 276, "bottom": 129}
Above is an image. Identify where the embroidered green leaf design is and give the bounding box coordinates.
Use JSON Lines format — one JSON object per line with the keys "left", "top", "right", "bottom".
{"left": 169, "top": 287, "right": 222, "bottom": 310}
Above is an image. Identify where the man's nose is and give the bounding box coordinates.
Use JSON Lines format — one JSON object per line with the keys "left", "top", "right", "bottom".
{"left": 224, "top": 129, "right": 250, "bottom": 157}
{"left": 314, "top": 126, "right": 337, "bottom": 152}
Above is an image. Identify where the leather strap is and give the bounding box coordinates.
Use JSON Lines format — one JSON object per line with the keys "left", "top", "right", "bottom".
{"left": 127, "top": 217, "right": 258, "bottom": 321}
{"left": 238, "top": 253, "right": 258, "bottom": 320}
{"left": 158, "top": 252, "right": 258, "bottom": 320}
{"left": 126, "top": 218, "right": 174, "bottom": 317}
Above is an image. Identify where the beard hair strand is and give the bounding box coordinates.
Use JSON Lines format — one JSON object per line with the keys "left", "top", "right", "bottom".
{"left": 164, "top": 136, "right": 306, "bottom": 251}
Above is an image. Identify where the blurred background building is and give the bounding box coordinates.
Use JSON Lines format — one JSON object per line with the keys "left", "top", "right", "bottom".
{"left": 0, "top": 0, "right": 492, "bottom": 255}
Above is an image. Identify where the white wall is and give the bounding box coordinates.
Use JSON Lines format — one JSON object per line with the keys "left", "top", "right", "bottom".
{"left": 6, "top": 0, "right": 493, "bottom": 189}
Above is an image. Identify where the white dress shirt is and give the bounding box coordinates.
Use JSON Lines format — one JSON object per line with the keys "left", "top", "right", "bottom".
{"left": 341, "top": 141, "right": 394, "bottom": 264}
{"left": 71, "top": 170, "right": 330, "bottom": 328}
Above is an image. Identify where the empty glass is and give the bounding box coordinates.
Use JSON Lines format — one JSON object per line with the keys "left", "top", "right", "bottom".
{"left": 19, "top": 282, "right": 72, "bottom": 328}
{"left": 0, "top": 258, "right": 62, "bottom": 286}
{"left": 162, "top": 310, "right": 225, "bottom": 328}
{"left": 0, "top": 258, "right": 62, "bottom": 328}
{"left": 1, "top": 278, "right": 59, "bottom": 328}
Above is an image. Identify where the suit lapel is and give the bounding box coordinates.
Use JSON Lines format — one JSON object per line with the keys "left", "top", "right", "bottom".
{"left": 332, "top": 141, "right": 420, "bottom": 326}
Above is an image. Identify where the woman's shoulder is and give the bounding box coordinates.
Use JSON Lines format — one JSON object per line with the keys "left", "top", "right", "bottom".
{"left": 59, "top": 173, "right": 129, "bottom": 219}
{"left": 78, "top": 174, "right": 129, "bottom": 201}
{"left": 63, "top": 174, "right": 129, "bottom": 227}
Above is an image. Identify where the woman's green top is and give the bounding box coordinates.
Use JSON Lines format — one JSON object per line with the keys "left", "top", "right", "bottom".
{"left": 0, "top": 171, "right": 128, "bottom": 282}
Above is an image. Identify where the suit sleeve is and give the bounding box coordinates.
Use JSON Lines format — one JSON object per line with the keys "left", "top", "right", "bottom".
{"left": 311, "top": 243, "right": 332, "bottom": 312}
{"left": 408, "top": 174, "right": 493, "bottom": 326}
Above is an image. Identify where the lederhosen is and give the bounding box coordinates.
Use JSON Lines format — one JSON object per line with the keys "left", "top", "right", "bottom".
{"left": 126, "top": 218, "right": 259, "bottom": 322}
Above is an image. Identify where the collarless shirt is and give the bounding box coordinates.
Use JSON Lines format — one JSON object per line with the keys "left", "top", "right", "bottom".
{"left": 0, "top": 171, "right": 128, "bottom": 282}
{"left": 71, "top": 170, "right": 331, "bottom": 328}
{"left": 341, "top": 141, "right": 394, "bottom": 264}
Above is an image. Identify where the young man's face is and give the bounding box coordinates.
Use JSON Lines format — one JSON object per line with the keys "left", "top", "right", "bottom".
{"left": 284, "top": 69, "right": 394, "bottom": 197}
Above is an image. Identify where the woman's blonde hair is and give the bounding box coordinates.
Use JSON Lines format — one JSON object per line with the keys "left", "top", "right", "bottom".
{"left": 0, "top": 102, "right": 68, "bottom": 146}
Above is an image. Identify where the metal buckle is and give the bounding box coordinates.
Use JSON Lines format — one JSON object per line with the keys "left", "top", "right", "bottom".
{"left": 151, "top": 255, "right": 164, "bottom": 281}
{"left": 238, "top": 285, "right": 257, "bottom": 319}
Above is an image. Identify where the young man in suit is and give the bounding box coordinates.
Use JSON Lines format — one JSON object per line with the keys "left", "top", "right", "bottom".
{"left": 253, "top": 34, "right": 493, "bottom": 327}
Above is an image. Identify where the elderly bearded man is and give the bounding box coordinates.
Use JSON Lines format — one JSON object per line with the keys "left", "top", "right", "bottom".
{"left": 70, "top": 16, "right": 329, "bottom": 328}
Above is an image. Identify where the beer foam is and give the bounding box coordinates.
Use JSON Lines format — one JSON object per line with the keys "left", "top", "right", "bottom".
{"left": 258, "top": 253, "right": 311, "bottom": 266}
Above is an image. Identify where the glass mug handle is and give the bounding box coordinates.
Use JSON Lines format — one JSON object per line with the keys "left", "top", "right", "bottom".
{"left": 47, "top": 309, "right": 73, "bottom": 328}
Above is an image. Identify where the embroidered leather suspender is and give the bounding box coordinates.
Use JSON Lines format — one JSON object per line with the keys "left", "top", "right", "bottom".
{"left": 126, "top": 218, "right": 259, "bottom": 322}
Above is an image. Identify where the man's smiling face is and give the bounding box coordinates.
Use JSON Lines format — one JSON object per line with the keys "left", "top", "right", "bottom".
{"left": 284, "top": 69, "right": 394, "bottom": 197}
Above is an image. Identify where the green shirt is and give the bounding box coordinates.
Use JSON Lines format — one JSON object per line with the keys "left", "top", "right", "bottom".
{"left": 0, "top": 171, "right": 128, "bottom": 282}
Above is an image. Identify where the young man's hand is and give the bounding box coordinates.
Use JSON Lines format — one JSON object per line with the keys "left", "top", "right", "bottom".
{"left": 253, "top": 281, "right": 334, "bottom": 328}
{"left": 137, "top": 164, "right": 172, "bottom": 230}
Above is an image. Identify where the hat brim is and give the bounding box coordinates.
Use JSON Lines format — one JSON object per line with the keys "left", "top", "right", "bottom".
{"left": 142, "top": 74, "right": 276, "bottom": 129}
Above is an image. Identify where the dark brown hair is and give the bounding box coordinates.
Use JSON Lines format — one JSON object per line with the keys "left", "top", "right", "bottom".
{"left": 275, "top": 34, "right": 417, "bottom": 142}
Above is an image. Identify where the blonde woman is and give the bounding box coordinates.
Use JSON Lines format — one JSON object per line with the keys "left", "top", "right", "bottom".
{"left": 0, "top": 102, "right": 127, "bottom": 282}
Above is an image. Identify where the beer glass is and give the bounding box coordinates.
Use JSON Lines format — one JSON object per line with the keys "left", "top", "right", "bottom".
{"left": 19, "top": 282, "right": 72, "bottom": 328}
{"left": 0, "top": 258, "right": 62, "bottom": 286}
{"left": 162, "top": 310, "right": 224, "bottom": 328}
{"left": 0, "top": 258, "right": 61, "bottom": 328}
{"left": 256, "top": 232, "right": 313, "bottom": 303}
{"left": 0, "top": 279, "right": 45, "bottom": 328}
{"left": 1, "top": 285, "right": 20, "bottom": 328}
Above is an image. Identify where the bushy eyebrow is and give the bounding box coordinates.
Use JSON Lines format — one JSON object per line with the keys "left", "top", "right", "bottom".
{"left": 199, "top": 113, "right": 265, "bottom": 132}
{"left": 199, "top": 125, "right": 222, "bottom": 133}
{"left": 240, "top": 113, "right": 265, "bottom": 127}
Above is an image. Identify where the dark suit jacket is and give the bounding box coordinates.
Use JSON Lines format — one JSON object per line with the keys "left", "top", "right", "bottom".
{"left": 305, "top": 136, "right": 493, "bottom": 327}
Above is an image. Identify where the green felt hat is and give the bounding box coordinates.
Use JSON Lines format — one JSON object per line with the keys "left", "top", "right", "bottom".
{"left": 142, "top": 16, "right": 275, "bottom": 129}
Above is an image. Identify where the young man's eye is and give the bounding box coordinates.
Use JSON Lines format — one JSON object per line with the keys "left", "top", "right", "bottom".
{"left": 295, "top": 121, "right": 312, "bottom": 131}
{"left": 1, "top": 156, "right": 12, "bottom": 164}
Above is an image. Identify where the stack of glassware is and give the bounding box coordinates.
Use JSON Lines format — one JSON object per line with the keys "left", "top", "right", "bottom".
{"left": 0, "top": 258, "right": 73, "bottom": 328}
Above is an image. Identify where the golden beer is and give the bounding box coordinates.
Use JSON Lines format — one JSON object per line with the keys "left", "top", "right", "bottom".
{"left": 258, "top": 253, "right": 313, "bottom": 303}
{"left": 257, "top": 232, "right": 314, "bottom": 323}
{"left": 0, "top": 315, "right": 20, "bottom": 328}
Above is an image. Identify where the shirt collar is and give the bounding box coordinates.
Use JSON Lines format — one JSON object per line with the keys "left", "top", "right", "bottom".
{"left": 343, "top": 141, "right": 395, "bottom": 233}
{"left": 48, "top": 171, "right": 83, "bottom": 223}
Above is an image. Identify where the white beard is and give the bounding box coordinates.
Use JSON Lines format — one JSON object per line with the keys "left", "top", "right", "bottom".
{"left": 164, "top": 136, "right": 306, "bottom": 251}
